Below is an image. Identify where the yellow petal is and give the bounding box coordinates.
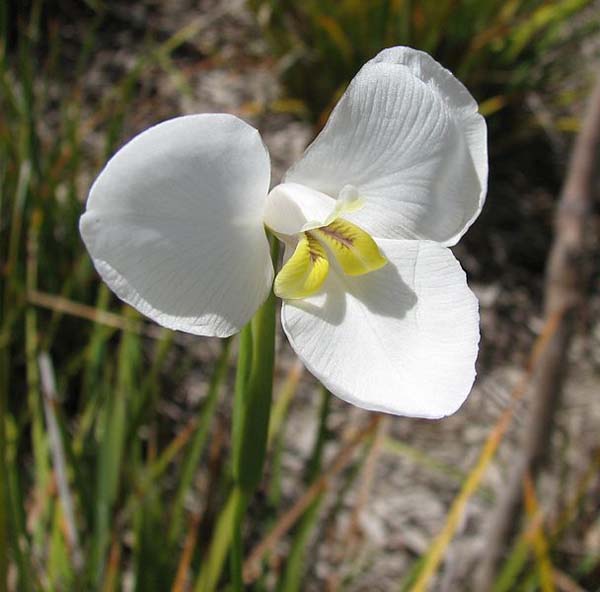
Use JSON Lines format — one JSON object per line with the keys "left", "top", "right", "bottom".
{"left": 310, "top": 218, "right": 387, "bottom": 276}
{"left": 274, "top": 233, "right": 330, "bottom": 299}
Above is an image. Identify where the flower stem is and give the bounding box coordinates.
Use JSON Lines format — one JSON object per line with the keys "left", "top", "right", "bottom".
{"left": 230, "top": 236, "right": 280, "bottom": 590}
{"left": 232, "top": 324, "right": 252, "bottom": 478}
{"left": 229, "top": 487, "right": 248, "bottom": 592}
{"left": 233, "top": 237, "right": 279, "bottom": 492}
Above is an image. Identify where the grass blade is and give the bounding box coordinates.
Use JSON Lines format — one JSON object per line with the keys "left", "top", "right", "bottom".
{"left": 278, "top": 388, "right": 331, "bottom": 592}
{"left": 194, "top": 489, "right": 239, "bottom": 592}
{"left": 168, "top": 339, "right": 231, "bottom": 544}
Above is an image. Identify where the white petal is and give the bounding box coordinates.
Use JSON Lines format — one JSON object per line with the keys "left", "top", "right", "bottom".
{"left": 80, "top": 114, "right": 273, "bottom": 337}
{"left": 281, "top": 239, "right": 479, "bottom": 418}
{"left": 285, "top": 46, "right": 488, "bottom": 246}
{"left": 263, "top": 182, "right": 335, "bottom": 236}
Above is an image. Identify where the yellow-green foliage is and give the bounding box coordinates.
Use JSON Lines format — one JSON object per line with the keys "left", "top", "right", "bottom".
{"left": 250, "top": 0, "right": 595, "bottom": 121}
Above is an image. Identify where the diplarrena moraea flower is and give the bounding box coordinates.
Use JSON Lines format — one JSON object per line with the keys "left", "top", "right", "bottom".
{"left": 80, "top": 46, "right": 488, "bottom": 419}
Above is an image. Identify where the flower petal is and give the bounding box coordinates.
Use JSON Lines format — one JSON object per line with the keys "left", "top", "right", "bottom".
{"left": 285, "top": 46, "right": 488, "bottom": 246}
{"left": 263, "top": 182, "right": 335, "bottom": 236}
{"left": 80, "top": 114, "right": 273, "bottom": 337}
{"left": 281, "top": 239, "right": 479, "bottom": 418}
{"left": 310, "top": 219, "right": 387, "bottom": 276}
{"left": 274, "top": 233, "right": 330, "bottom": 300}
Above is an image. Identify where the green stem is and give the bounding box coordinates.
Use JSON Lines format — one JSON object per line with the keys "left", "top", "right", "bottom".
{"left": 229, "top": 487, "right": 249, "bottom": 592}
{"left": 229, "top": 324, "right": 254, "bottom": 592}
{"left": 234, "top": 237, "right": 280, "bottom": 491}
{"left": 232, "top": 325, "right": 252, "bottom": 475}
{"left": 230, "top": 237, "right": 280, "bottom": 589}
{"left": 168, "top": 338, "right": 231, "bottom": 545}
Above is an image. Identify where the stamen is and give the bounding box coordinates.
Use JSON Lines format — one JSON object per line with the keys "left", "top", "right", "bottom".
{"left": 324, "top": 184, "right": 365, "bottom": 225}
{"left": 273, "top": 187, "right": 386, "bottom": 300}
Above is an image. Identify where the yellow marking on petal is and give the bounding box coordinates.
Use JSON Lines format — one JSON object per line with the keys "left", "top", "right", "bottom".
{"left": 274, "top": 233, "right": 330, "bottom": 300}
{"left": 310, "top": 219, "right": 387, "bottom": 277}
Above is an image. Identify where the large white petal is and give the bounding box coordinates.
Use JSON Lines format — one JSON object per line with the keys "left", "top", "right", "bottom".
{"left": 80, "top": 114, "right": 273, "bottom": 337}
{"left": 285, "top": 46, "right": 488, "bottom": 246}
{"left": 281, "top": 239, "right": 479, "bottom": 418}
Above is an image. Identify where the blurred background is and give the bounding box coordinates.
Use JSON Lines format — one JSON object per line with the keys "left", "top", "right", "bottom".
{"left": 1, "top": 0, "right": 599, "bottom": 590}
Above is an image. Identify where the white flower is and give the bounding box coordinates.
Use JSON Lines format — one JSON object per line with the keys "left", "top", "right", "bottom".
{"left": 80, "top": 47, "right": 487, "bottom": 418}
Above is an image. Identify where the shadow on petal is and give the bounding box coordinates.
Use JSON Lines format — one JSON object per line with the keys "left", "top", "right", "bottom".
{"left": 283, "top": 256, "right": 417, "bottom": 328}
{"left": 343, "top": 258, "right": 418, "bottom": 321}
{"left": 283, "top": 273, "right": 347, "bottom": 327}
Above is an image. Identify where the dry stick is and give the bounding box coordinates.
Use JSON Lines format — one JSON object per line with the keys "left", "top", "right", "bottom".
{"left": 476, "top": 72, "right": 600, "bottom": 590}
{"left": 242, "top": 415, "right": 381, "bottom": 584}
{"left": 38, "top": 352, "right": 84, "bottom": 573}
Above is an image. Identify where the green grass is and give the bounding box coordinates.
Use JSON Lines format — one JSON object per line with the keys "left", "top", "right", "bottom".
{"left": 0, "top": 4, "right": 240, "bottom": 590}
{"left": 250, "top": 0, "right": 597, "bottom": 128}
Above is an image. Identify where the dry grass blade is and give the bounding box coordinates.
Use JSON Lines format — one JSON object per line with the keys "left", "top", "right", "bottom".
{"left": 552, "top": 569, "right": 587, "bottom": 592}
{"left": 27, "top": 290, "right": 165, "bottom": 339}
{"left": 551, "top": 448, "right": 600, "bottom": 537}
{"left": 38, "top": 351, "right": 83, "bottom": 573}
{"left": 348, "top": 414, "right": 390, "bottom": 544}
{"left": 326, "top": 414, "right": 390, "bottom": 591}
{"left": 129, "top": 411, "right": 213, "bottom": 525}
{"left": 523, "top": 473, "right": 555, "bottom": 592}
{"left": 101, "top": 536, "right": 121, "bottom": 592}
{"left": 242, "top": 415, "right": 381, "bottom": 584}
{"left": 172, "top": 512, "right": 202, "bottom": 592}
{"left": 268, "top": 358, "right": 304, "bottom": 448}
{"left": 410, "top": 307, "right": 565, "bottom": 592}
{"left": 493, "top": 448, "right": 600, "bottom": 592}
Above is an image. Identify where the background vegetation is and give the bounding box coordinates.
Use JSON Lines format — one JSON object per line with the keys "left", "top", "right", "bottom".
{"left": 1, "top": 0, "right": 598, "bottom": 590}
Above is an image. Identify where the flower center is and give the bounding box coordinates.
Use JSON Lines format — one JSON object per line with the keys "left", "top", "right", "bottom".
{"left": 274, "top": 216, "right": 387, "bottom": 300}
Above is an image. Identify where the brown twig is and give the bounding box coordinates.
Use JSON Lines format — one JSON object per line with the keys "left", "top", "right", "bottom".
{"left": 242, "top": 415, "right": 381, "bottom": 584}
{"left": 476, "top": 70, "right": 600, "bottom": 590}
